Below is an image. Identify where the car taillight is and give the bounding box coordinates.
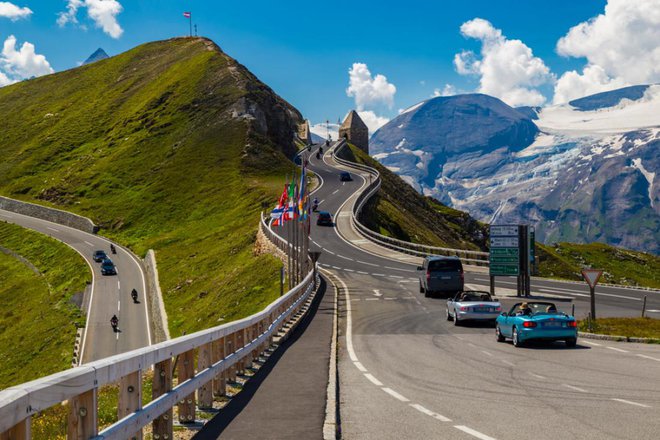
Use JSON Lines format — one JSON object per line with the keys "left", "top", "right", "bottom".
{"left": 460, "top": 306, "right": 469, "bottom": 311}
{"left": 495, "top": 306, "right": 501, "bottom": 312}
{"left": 523, "top": 321, "right": 537, "bottom": 328}
{"left": 567, "top": 321, "right": 577, "bottom": 327}
{"left": 426, "top": 271, "right": 430, "bottom": 281}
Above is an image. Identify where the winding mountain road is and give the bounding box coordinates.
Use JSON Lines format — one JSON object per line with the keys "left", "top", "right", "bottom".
{"left": 292, "top": 142, "right": 660, "bottom": 440}
{"left": 0, "top": 209, "right": 150, "bottom": 363}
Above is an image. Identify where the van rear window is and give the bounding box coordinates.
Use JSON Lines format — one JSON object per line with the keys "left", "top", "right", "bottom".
{"left": 428, "top": 260, "right": 462, "bottom": 271}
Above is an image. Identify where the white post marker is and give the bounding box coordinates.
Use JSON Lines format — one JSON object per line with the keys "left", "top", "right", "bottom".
{"left": 582, "top": 269, "right": 603, "bottom": 320}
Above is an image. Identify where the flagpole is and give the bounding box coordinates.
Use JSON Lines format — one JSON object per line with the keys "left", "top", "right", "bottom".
{"left": 189, "top": 13, "right": 192, "bottom": 37}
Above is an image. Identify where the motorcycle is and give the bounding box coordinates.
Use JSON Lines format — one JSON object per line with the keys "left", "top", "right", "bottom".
{"left": 312, "top": 200, "right": 319, "bottom": 212}
{"left": 316, "top": 151, "right": 321, "bottom": 160}
{"left": 110, "top": 315, "right": 119, "bottom": 332}
{"left": 131, "top": 289, "right": 138, "bottom": 303}
{"left": 110, "top": 244, "right": 116, "bottom": 254}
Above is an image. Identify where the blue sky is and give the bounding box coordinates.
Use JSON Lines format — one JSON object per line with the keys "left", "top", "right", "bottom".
{"left": 3, "top": 0, "right": 658, "bottom": 133}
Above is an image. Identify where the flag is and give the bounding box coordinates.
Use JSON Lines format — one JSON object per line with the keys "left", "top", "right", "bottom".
{"left": 283, "top": 182, "right": 298, "bottom": 221}
{"left": 297, "top": 164, "right": 306, "bottom": 219}
{"left": 270, "top": 185, "right": 288, "bottom": 226}
{"left": 183, "top": 12, "right": 191, "bottom": 18}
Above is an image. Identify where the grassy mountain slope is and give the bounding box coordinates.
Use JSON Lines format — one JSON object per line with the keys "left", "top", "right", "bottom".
{"left": 0, "top": 222, "right": 89, "bottom": 388}
{"left": 0, "top": 37, "right": 301, "bottom": 337}
{"left": 340, "top": 145, "right": 660, "bottom": 288}
{"left": 337, "top": 144, "right": 488, "bottom": 250}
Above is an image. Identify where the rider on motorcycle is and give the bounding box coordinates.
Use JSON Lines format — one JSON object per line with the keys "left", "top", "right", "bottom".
{"left": 110, "top": 244, "right": 116, "bottom": 254}
{"left": 110, "top": 314, "right": 119, "bottom": 330}
{"left": 131, "top": 288, "right": 138, "bottom": 302}
{"left": 312, "top": 197, "right": 319, "bottom": 211}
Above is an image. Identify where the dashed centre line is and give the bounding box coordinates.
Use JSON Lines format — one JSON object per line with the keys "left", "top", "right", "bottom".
{"left": 606, "top": 346, "right": 629, "bottom": 353}
{"left": 611, "top": 398, "right": 650, "bottom": 408}
{"left": 364, "top": 373, "right": 383, "bottom": 386}
{"left": 382, "top": 387, "right": 410, "bottom": 402}
{"left": 454, "top": 425, "right": 498, "bottom": 440}
{"left": 637, "top": 354, "right": 660, "bottom": 362}
{"left": 409, "top": 403, "right": 451, "bottom": 422}
{"left": 563, "top": 384, "right": 588, "bottom": 393}
{"left": 47, "top": 226, "right": 59, "bottom": 232}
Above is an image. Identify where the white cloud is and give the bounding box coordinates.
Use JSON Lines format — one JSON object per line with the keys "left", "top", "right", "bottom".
{"left": 0, "top": 2, "right": 32, "bottom": 20}
{"left": 554, "top": 0, "right": 660, "bottom": 103}
{"left": 454, "top": 18, "right": 554, "bottom": 107}
{"left": 58, "top": 0, "right": 124, "bottom": 39}
{"left": 310, "top": 122, "right": 339, "bottom": 141}
{"left": 553, "top": 65, "right": 628, "bottom": 104}
{"left": 433, "top": 84, "right": 457, "bottom": 97}
{"left": 346, "top": 62, "right": 396, "bottom": 110}
{"left": 0, "top": 35, "right": 53, "bottom": 85}
{"left": 357, "top": 110, "right": 389, "bottom": 134}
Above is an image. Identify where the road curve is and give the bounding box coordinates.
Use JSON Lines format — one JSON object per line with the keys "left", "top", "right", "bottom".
{"left": 0, "top": 209, "right": 151, "bottom": 363}
{"left": 279, "top": 143, "right": 660, "bottom": 440}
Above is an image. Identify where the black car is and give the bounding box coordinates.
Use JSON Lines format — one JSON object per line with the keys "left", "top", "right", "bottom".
{"left": 93, "top": 250, "right": 107, "bottom": 262}
{"left": 101, "top": 258, "right": 117, "bottom": 275}
{"left": 317, "top": 211, "right": 333, "bottom": 226}
{"left": 340, "top": 172, "right": 352, "bottom": 182}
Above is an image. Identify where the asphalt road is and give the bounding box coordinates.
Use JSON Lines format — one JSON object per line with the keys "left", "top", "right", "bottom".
{"left": 301, "top": 142, "right": 660, "bottom": 440}
{"left": 0, "top": 209, "right": 151, "bottom": 363}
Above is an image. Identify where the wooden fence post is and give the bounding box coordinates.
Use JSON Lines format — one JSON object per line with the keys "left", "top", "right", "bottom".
{"left": 0, "top": 418, "right": 30, "bottom": 440}
{"left": 118, "top": 370, "right": 142, "bottom": 440}
{"left": 214, "top": 337, "right": 226, "bottom": 397}
{"left": 177, "top": 349, "right": 196, "bottom": 423}
{"left": 198, "top": 342, "right": 214, "bottom": 409}
{"left": 67, "top": 389, "right": 97, "bottom": 439}
{"left": 152, "top": 358, "right": 173, "bottom": 439}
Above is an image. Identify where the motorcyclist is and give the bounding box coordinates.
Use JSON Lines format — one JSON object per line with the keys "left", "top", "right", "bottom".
{"left": 316, "top": 151, "right": 321, "bottom": 160}
{"left": 319, "top": 146, "right": 324, "bottom": 154}
{"left": 110, "top": 244, "right": 116, "bottom": 254}
{"left": 312, "top": 197, "right": 319, "bottom": 211}
{"left": 110, "top": 314, "right": 119, "bottom": 330}
{"left": 131, "top": 288, "right": 138, "bottom": 302}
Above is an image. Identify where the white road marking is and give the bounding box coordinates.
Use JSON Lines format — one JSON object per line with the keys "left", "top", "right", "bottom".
{"left": 357, "top": 271, "right": 368, "bottom": 274}
{"left": 606, "top": 346, "right": 629, "bottom": 353}
{"left": 337, "top": 254, "right": 353, "bottom": 261}
{"left": 372, "top": 273, "right": 386, "bottom": 277}
{"left": 637, "top": 354, "right": 660, "bottom": 362}
{"left": 389, "top": 275, "right": 404, "bottom": 279}
{"left": 563, "top": 384, "right": 588, "bottom": 393}
{"left": 321, "top": 263, "right": 331, "bottom": 267}
{"left": 454, "top": 425, "right": 498, "bottom": 440}
{"left": 117, "top": 281, "right": 121, "bottom": 290}
{"left": 409, "top": 403, "right": 451, "bottom": 422}
{"left": 481, "top": 350, "right": 493, "bottom": 357}
{"left": 84, "top": 241, "right": 94, "bottom": 247}
{"left": 332, "top": 189, "right": 339, "bottom": 195}
{"left": 382, "top": 387, "right": 410, "bottom": 402}
{"left": 501, "top": 360, "right": 515, "bottom": 367}
{"left": 373, "top": 290, "right": 382, "bottom": 297}
{"left": 332, "top": 266, "right": 341, "bottom": 270}
{"left": 645, "top": 309, "right": 660, "bottom": 313}
{"left": 611, "top": 398, "right": 650, "bottom": 408}
{"left": 385, "top": 266, "right": 411, "bottom": 272}
{"left": 528, "top": 372, "right": 546, "bottom": 380}
{"left": 357, "top": 260, "right": 379, "bottom": 267}
{"left": 384, "top": 298, "right": 396, "bottom": 301}
{"left": 354, "top": 361, "right": 367, "bottom": 372}
{"left": 324, "top": 249, "right": 335, "bottom": 255}
{"left": 539, "top": 287, "right": 640, "bottom": 301}
{"left": 47, "top": 226, "right": 59, "bottom": 232}
{"left": 365, "top": 298, "right": 379, "bottom": 301}
{"left": 344, "top": 269, "right": 354, "bottom": 272}
{"left": 582, "top": 340, "right": 602, "bottom": 346}
{"left": 364, "top": 373, "right": 383, "bottom": 386}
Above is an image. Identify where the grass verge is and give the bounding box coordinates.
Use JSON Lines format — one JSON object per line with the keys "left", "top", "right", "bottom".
{"left": 579, "top": 317, "right": 660, "bottom": 341}
{"left": 0, "top": 222, "right": 90, "bottom": 389}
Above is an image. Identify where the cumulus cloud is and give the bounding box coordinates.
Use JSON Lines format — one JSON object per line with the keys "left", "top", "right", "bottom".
{"left": 346, "top": 62, "right": 396, "bottom": 110}
{"left": 433, "top": 84, "right": 458, "bottom": 97}
{"left": 553, "top": 0, "right": 660, "bottom": 104}
{"left": 454, "top": 18, "right": 554, "bottom": 106}
{"left": 357, "top": 110, "right": 389, "bottom": 134}
{"left": 58, "top": 0, "right": 124, "bottom": 39}
{"left": 0, "top": 35, "right": 53, "bottom": 85}
{"left": 310, "top": 122, "right": 339, "bottom": 141}
{"left": 0, "top": 2, "right": 31, "bottom": 20}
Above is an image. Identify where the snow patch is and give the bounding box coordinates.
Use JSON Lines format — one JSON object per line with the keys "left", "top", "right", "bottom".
{"left": 400, "top": 101, "right": 425, "bottom": 115}
{"left": 631, "top": 158, "right": 656, "bottom": 209}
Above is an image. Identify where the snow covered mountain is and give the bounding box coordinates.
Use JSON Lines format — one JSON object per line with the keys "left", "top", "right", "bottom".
{"left": 370, "top": 86, "right": 659, "bottom": 254}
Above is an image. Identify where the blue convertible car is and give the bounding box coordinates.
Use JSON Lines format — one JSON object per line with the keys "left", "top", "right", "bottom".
{"left": 495, "top": 302, "right": 578, "bottom": 347}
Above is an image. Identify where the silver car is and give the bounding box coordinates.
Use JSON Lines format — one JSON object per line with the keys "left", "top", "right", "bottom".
{"left": 446, "top": 291, "right": 502, "bottom": 325}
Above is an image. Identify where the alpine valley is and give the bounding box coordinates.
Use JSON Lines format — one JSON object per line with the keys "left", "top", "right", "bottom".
{"left": 370, "top": 85, "right": 660, "bottom": 254}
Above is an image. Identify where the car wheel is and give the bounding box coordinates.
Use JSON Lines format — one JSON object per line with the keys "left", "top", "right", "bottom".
{"left": 496, "top": 325, "right": 505, "bottom": 342}
{"left": 512, "top": 326, "right": 522, "bottom": 347}
{"left": 446, "top": 308, "right": 453, "bottom": 321}
{"left": 424, "top": 289, "right": 430, "bottom": 298}
{"left": 565, "top": 338, "right": 577, "bottom": 348}
{"left": 419, "top": 283, "right": 424, "bottom": 294}
{"left": 453, "top": 312, "right": 460, "bottom": 326}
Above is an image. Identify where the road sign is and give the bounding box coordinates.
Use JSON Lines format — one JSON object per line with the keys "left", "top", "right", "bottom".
{"left": 489, "top": 264, "right": 519, "bottom": 276}
{"left": 490, "top": 236, "right": 519, "bottom": 248}
{"left": 582, "top": 269, "right": 602, "bottom": 289}
{"left": 490, "top": 225, "right": 519, "bottom": 236}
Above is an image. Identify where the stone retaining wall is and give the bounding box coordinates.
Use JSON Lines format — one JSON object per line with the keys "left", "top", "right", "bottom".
{"left": 144, "top": 249, "right": 171, "bottom": 342}
{"left": 0, "top": 196, "right": 98, "bottom": 234}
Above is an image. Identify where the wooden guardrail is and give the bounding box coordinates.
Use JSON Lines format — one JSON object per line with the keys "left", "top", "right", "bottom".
{"left": 0, "top": 215, "right": 315, "bottom": 439}
{"left": 331, "top": 141, "right": 489, "bottom": 266}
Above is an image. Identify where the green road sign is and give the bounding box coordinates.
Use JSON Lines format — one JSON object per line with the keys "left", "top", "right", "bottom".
{"left": 490, "top": 248, "right": 519, "bottom": 256}
{"left": 490, "top": 264, "right": 519, "bottom": 276}
{"left": 490, "top": 256, "right": 519, "bottom": 264}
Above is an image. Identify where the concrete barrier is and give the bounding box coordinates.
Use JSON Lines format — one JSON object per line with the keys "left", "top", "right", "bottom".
{"left": 144, "top": 250, "right": 171, "bottom": 343}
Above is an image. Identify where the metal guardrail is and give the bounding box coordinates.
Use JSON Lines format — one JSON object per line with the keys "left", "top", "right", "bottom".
{"left": 331, "top": 141, "right": 489, "bottom": 266}
{"left": 0, "top": 216, "right": 315, "bottom": 439}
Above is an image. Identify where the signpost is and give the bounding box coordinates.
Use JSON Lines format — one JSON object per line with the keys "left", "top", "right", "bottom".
{"left": 582, "top": 269, "right": 603, "bottom": 320}
{"left": 489, "top": 224, "right": 534, "bottom": 297}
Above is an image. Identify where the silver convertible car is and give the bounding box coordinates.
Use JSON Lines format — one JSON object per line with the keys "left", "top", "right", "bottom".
{"left": 446, "top": 291, "right": 502, "bottom": 325}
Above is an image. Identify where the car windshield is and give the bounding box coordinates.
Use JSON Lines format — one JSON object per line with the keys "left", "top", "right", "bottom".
{"left": 428, "top": 259, "right": 461, "bottom": 271}
{"left": 510, "top": 302, "right": 558, "bottom": 315}
{"left": 458, "top": 292, "right": 492, "bottom": 302}
{"left": 320, "top": 213, "right": 331, "bottom": 218}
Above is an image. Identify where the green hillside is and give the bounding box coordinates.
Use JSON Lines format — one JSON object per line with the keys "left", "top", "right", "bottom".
{"left": 0, "top": 37, "right": 302, "bottom": 336}
{"left": 337, "top": 144, "right": 488, "bottom": 250}
{"left": 0, "top": 222, "right": 89, "bottom": 388}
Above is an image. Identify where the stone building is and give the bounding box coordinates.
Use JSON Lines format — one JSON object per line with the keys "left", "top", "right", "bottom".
{"left": 297, "top": 119, "right": 312, "bottom": 145}
{"left": 339, "top": 110, "right": 369, "bottom": 154}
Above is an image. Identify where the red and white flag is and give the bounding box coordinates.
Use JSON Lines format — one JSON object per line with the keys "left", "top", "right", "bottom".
{"left": 183, "top": 12, "right": 191, "bottom": 18}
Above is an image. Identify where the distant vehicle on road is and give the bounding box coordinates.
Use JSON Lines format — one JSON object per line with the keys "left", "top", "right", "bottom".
{"left": 100, "top": 258, "right": 117, "bottom": 275}
{"left": 340, "top": 171, "right": 352, "bottom": 181}
{"left": 317, "top": 211, "right": 333, "bottom": 226}
{"left": 495, "top": 301, "right": 578, "bottom": 347}
{"left": 418, "top": 256, "right": 464, "bottom": 298}
{"left": 447, "top": 291, "right": 501, "bottom": 325}
{"left": 93, "top": 250, "right": 107, "bottom": 262}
